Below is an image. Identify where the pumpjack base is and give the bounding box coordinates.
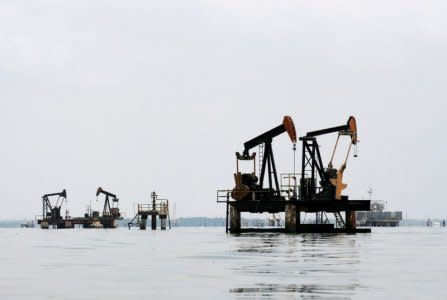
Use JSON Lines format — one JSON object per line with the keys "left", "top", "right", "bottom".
{"left": 225, "top": 199, "right": 371, "bottom": 234}
{"left": 231, "top": 199, "right": 370, "bottom": 213}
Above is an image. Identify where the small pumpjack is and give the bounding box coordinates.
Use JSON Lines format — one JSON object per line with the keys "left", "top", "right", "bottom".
{"left": 37, "top": 189, "right": 74, "bottom": 229}
{"left": 94, "top": 187, "right": 122, "bottom": 228}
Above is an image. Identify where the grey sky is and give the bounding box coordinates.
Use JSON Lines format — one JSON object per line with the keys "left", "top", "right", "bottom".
{"left": 1, "top": 1, "right": 446, "bottom": 219}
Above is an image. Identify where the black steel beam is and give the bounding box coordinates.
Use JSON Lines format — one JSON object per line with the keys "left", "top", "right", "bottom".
{"left": 230, "top": 200, "right": 370, "bottom": 213}
{"left": 294, "top": 200, "right": 370, "bottom": 212}
{"left": 306, "top": 124, "right": 348, "bottom": 137}
{"left": 243, "top": 124, "right": 285, "bottom": 153}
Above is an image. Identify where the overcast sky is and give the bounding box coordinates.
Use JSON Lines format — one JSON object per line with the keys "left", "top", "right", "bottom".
{"left": 1, "top": 0, "right": 446, "bottom": 220}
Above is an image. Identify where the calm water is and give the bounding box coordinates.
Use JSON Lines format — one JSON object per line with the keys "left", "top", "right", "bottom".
{"left": 0, "top": 227, "right": 446, "bottom": 299}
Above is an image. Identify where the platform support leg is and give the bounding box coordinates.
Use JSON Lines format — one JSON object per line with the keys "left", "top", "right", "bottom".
{"left": 160, "top": 217, "right": 167, "bottom": 230}
{"left": 285, "top": 204, "right": 297, "bottom": 233}
{"left": 229, "top": 206, "right": 241, "bottom": 233}
{"left": 140, "top": 216, "right": 147, "bottom": 230}
{"left": 346, "top": 211, "right": 356, "bottom": 230}
{"left": 151, "top": 215, "right": 157, "bottom": 230}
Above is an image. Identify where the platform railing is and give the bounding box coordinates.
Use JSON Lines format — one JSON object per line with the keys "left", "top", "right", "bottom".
{"left": 216, "top": 189, "right": 292, "bottom": 203}
{"left": 137, "top": 200, "right": 169, "bottom": 214}
{"left": 280, "top": 173, "right": 301, "bottom": 199}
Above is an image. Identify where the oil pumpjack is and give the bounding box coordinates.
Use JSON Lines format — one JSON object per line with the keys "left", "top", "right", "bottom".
{"left": 37, "top": 189, "right": 74, "bottom": 229}
{"left": 295, "top": 116, "right": 370, "bottom": 232}
{"left": 218, "top": 116, "right": 297, "bottom": 232}
{"left": 231, "top": 116, "right": 297, "bottom": 204}
{"left": 93, "top": 187, "right": 121, "bottom": 228}
{"left": 217, "top": 116, "right": 371, "bottom": 233}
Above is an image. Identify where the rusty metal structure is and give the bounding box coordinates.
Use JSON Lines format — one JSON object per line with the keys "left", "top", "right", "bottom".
{"left": 217, "top": 116, "right": 371, "bottom": 233}
{"left": 128, "top": 192, "right": 171, "bottom": 230}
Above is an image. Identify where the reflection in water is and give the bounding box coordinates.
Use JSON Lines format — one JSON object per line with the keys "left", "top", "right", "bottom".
{"left": 230, "top": 283, "right": 360, "bottom": 299}
{"left": 230, "top": 233, "right": 361, "bottom": 298}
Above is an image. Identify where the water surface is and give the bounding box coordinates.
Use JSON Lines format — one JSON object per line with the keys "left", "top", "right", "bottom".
{"left": 0, "top": 227, "right": 445, "bottom": 299}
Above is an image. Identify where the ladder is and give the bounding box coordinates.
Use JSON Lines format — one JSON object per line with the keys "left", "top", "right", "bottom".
{"left": 334, "top": 212, "right": 345, "bottom": 228}
{"left": 128, "top": 213, "right": 141, "bottom": 229}
{"left": 258, "top": 144, "right": 265, "bottom": 175}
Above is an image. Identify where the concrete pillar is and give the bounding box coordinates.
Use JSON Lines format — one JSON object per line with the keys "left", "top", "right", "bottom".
{"left": 285, "top": 204, "right": 297, "bottom": 233}
{"left": 151, "top": 214, "right": 157, "bottom": 230}
{"left": 346, "top": 211, "right": 356, "bottom": 230}
{"left": 160, "top": 217, "right": 167, "bottom": 230}
{"left": 140, "top": 216, "right": 147, "bottom": 230}
{"left": 229, "top": 206, "right": 241, "bottom": 233}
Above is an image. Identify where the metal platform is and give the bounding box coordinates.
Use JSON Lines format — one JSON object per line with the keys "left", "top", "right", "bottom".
{"left": 218, "top": 190, "right": 371, "bottom": 234}
{"left": 38, "top": 216, "right": 120, "bottom": 229}
{"left": 230, "top": 199, "right": 370, "bottom": 213}
{"left": 128, "top": 192, "right": 171, "bottom": 230}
